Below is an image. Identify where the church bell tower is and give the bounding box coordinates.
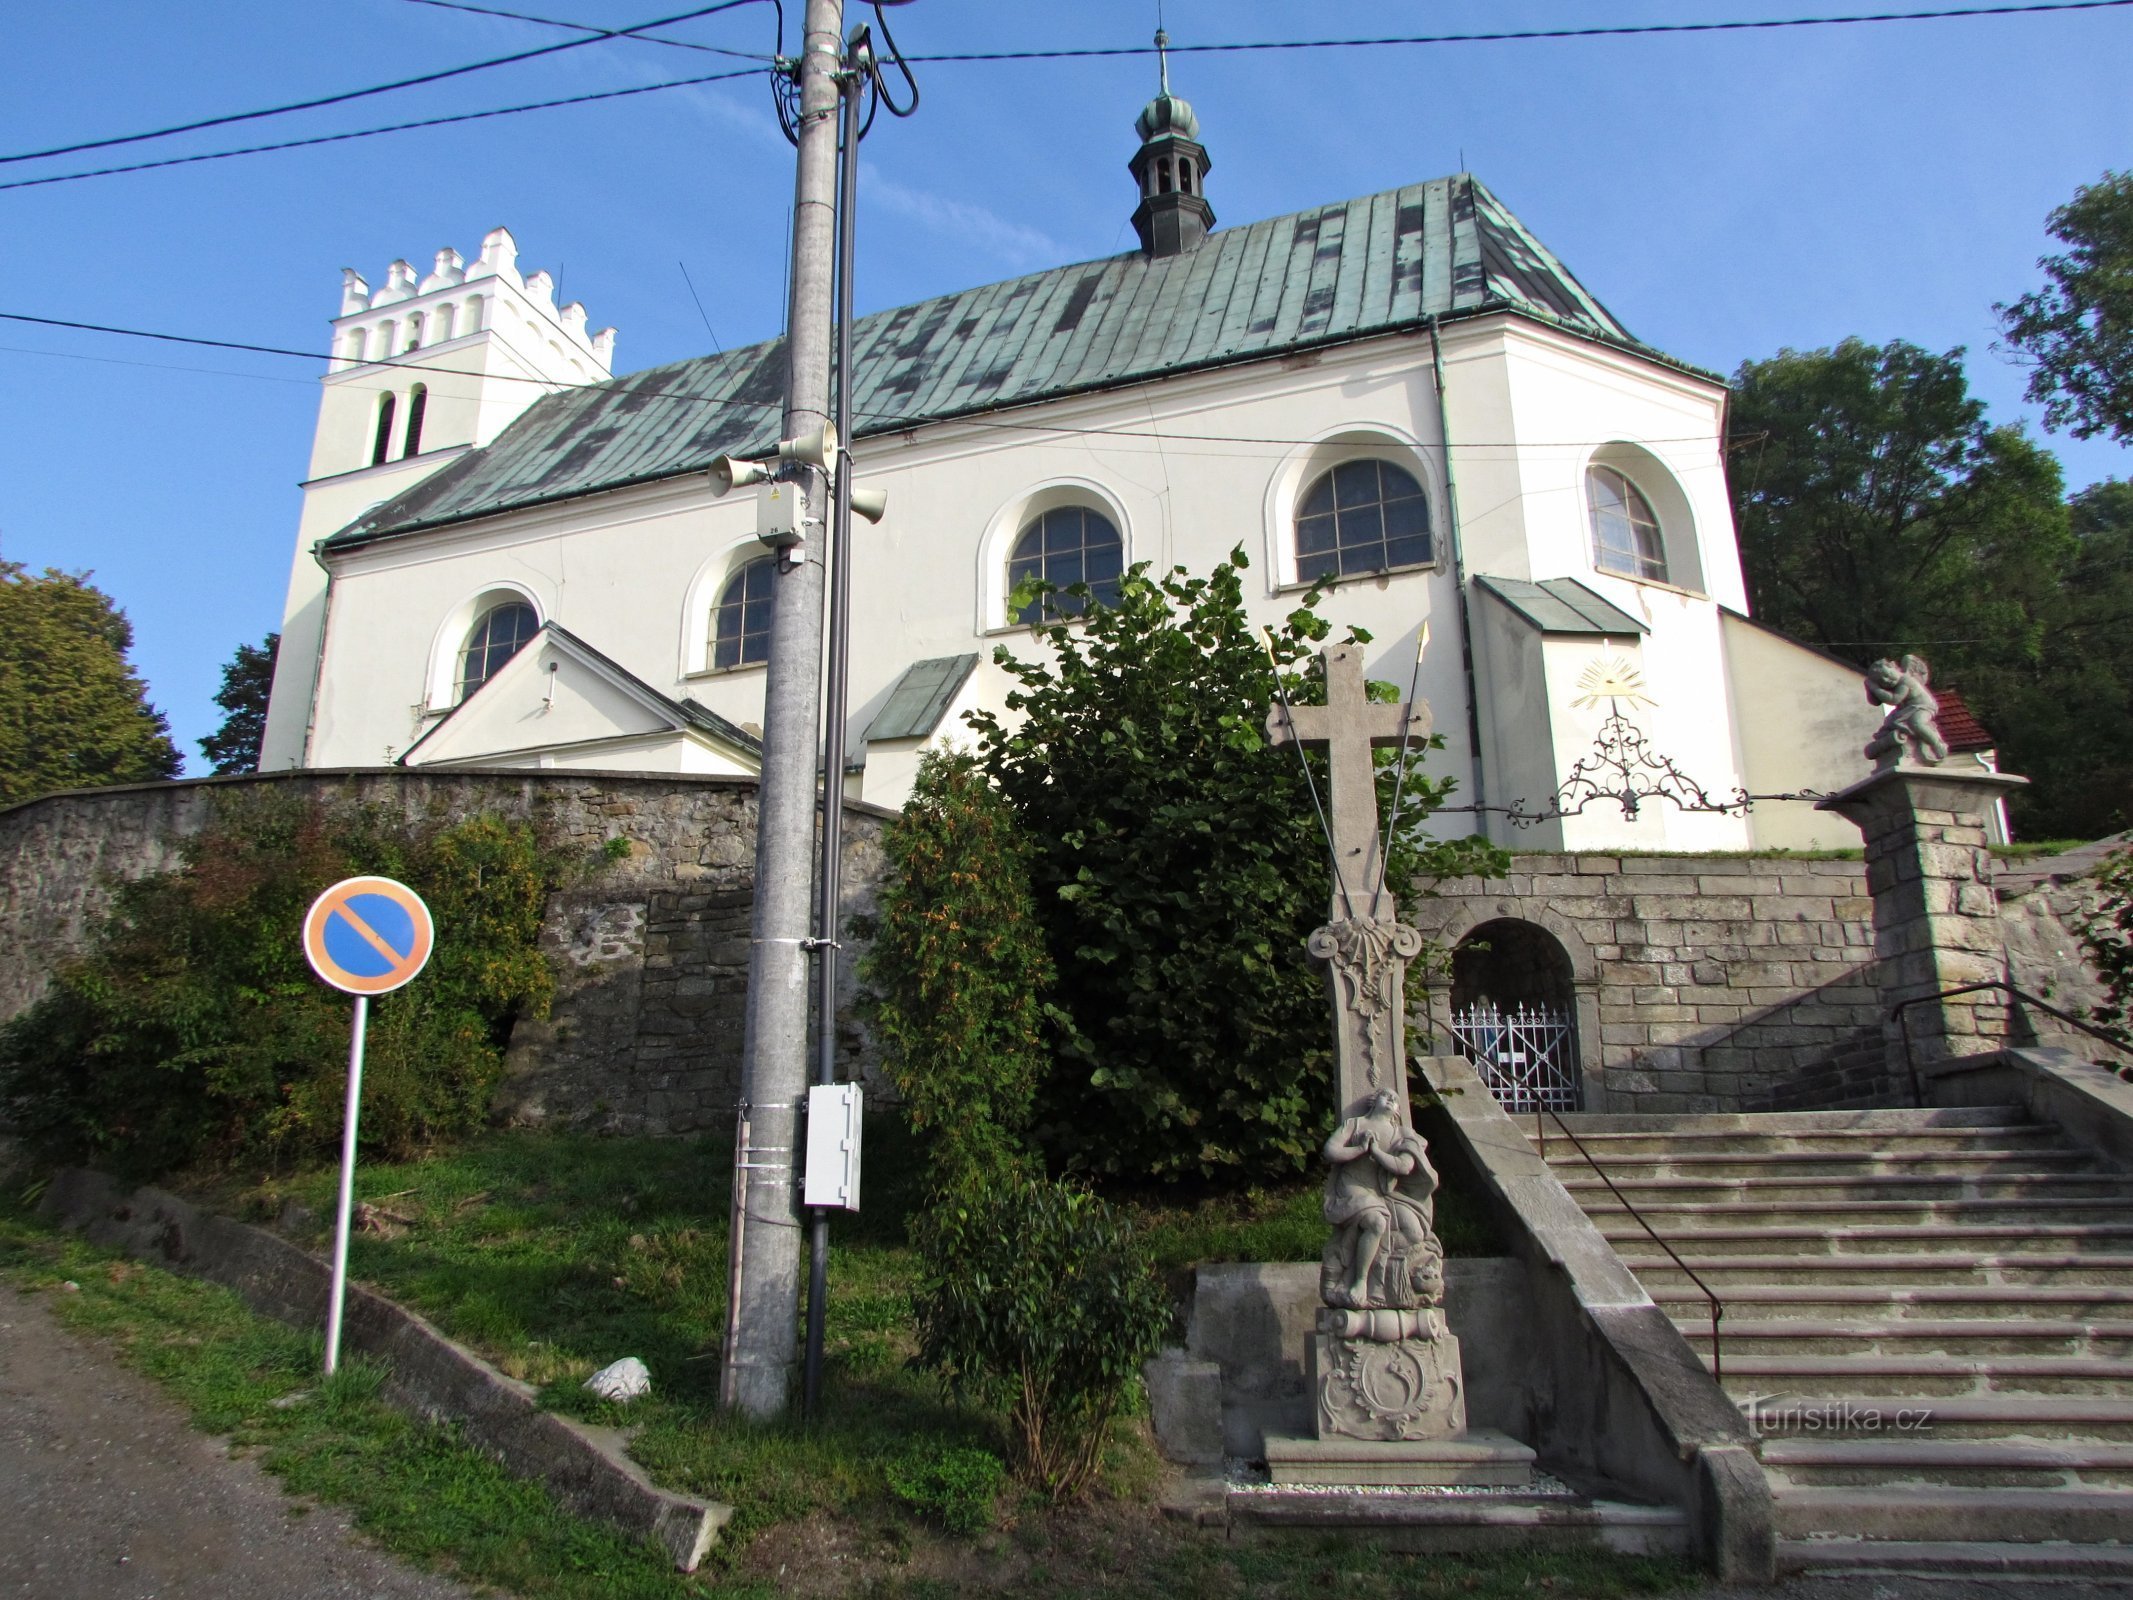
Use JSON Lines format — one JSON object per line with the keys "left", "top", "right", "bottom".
{"left": 1129, "top": 30, "right": 1214, "bottom": 258}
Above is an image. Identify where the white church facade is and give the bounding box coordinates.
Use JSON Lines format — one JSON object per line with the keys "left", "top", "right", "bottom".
{"left": 259, "top": 84, "right": 1878, "bottom": 853}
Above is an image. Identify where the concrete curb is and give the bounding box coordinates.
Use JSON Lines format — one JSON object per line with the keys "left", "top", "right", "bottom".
{"left": 35, "top": 1168, "right": 732, "bottom": 1571}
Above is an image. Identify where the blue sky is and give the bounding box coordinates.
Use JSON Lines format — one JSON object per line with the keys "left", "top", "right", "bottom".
{"left": 1, "top": 1, "right": 2125, "bottom": 769}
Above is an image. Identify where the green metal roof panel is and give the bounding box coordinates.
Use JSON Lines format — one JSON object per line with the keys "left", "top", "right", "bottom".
{"left": 864, "top": 654, "right": 979, "bottom": 743}
{"left": 1475, "top": 576, "right": 1648, "bottom": 636}
{"left": 330, "top": 175, "right": 1661, "bottom": 549}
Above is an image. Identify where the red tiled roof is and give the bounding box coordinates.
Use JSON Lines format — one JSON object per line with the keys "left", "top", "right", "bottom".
{"left": 1933, "top": 688, "right": 1995, "bottom": 753}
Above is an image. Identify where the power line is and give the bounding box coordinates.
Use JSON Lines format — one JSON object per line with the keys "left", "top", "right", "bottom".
{"left": 0, "top": 309, "right": 1748, "bottom": 453}
{"left": 400, "top": 0, "right": 770, "bottom": 62}
{"left": 903, "top": 0, "right": 2133, "bottom": 62}
{"left": 8, "top": 2, "right": 2122, "bottom": 194}
{"left": 0, "top": 69, "right": 760, "bottom": 194}
{"left": 0, "top": 0, "right": 765, "bottom": 167}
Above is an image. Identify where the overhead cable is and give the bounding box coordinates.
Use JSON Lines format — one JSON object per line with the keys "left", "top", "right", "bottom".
{"left": 902, "top": 0, "right": 2133, "bottom": 62}
{"left": 0, "top": 0, "right": 765, "bottom": 167}
{"left": 399, "top": 0, "right": 770, "bottom": 60}
{"left": 0, "top": 310, "right": 1749, "bottom": 452}
{"left": 0, "top": 69, "right": 760, "bottom": 193}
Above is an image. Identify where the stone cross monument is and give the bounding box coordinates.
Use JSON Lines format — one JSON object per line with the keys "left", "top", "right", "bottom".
{"left": 1262, "top": 642, "right": 1531, "bottom": 1484}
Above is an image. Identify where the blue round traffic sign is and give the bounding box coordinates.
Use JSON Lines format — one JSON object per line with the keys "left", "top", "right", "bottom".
{"left": 303, "top": 876, "right": 434, "bottom": 996}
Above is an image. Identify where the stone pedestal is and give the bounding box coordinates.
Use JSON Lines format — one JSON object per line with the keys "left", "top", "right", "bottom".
{"left": 1263, "top": 1427, "right": 1537, "bottom": 1487}
{"left": 1818, "top": 763, "right": 2029, "bottom": 1079}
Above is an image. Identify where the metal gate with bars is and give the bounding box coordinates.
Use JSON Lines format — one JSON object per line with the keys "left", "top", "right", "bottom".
{"left": 1448, "top": 999, "right": 1582, "bottom": 1113}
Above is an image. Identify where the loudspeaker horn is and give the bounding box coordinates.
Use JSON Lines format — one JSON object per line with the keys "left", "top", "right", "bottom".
{"left": 777, "top": 422, "right": 840, "bottom": 471}
{"left": 709, "top": 454, "right": 772, "bottom": 496}
{"left": 849, "top": 485, "right": 888, "bottom": 524}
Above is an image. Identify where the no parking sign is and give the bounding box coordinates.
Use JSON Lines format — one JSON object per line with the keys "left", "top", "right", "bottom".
{"left": 304, "top": 876, "right": 434, "bottom": 1375}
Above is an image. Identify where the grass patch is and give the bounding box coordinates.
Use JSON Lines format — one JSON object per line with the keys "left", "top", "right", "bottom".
{"left": 0, "top": 1186, "right": 719, "bottom": 1598}
{"left": 8, "top": 1129, "right": 1689, "bottom": 1597}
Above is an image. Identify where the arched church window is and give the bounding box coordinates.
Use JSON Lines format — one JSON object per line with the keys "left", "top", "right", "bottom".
{"left": 370, "top": 392, "right": 397, "bottom": 467}
{"left": 457, "top": 601, "right": 537, "bottom": 700}
{"left": 1587, "top": 465, "right": 1667, "bottom": 583}
{"left": 403, "top": 384, "right": 428, "bottom": 458}
{"left": 712, "top": 558, "right": 775, "bottom": 669}
{"left": 1008, "top": 506, "right": 1123, "bottom": 624}
{"left": 1295, "top": 460, "right": 1432, "bottom": 582}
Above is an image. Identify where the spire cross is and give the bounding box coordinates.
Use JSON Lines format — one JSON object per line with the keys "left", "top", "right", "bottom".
{"left": 1266, "top": 643, "right": 1432, "bottom": 922}
{"left": 1155, "top": 27, "right": 1171, "bottom": 93}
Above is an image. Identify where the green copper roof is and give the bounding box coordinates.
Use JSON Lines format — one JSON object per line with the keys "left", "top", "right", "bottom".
{"left": 864, "top": 654, "right": 980, "bottom": 743}
{"left": 1475, "top": 576, "right": 1648, "bottom": 636}
{"left": 330, "top": 174, "right": 1650, "bottom": 550}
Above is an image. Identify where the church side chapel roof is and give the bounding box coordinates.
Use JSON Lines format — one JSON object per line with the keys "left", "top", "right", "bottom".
{"left": 328, "top": 174, "right": 1654, "bottom": 550}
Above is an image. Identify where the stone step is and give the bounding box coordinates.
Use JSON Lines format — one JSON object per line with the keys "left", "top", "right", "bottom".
{"left": 1555, "top": 1171, "right": 2129, "bottom": 1204}
{"left": 1705, "top": 1352, "right": 2133, "bottom": 1397}
{"left": 1536, "top": 1124, "right": 2067, "bottom": 1157}
{"left": 1771, "top": 1485, "right": 2133, "bottom": 1544}
{"left": 1761, "top": 1436, "right": 2133, "bottom": 1490}
{"left": 1653, "top": 1284, "right": 2133, "bottom": 1322}
{"left": 1577, "top": 1196, "right": 2133, "bottom": 1229}
{"left": 1739, "top": 1393, "right": 2133, "bottom": 1443}
{"left": 1675, "top": 1317, "right": 2133, "bottom": 1360}
{"left": 1778, "top": 1537, "right": 2133, "bottom": 1578}
{"left": 1550, "top": 1149, "right": 2101, "bottom": 1179}
{"left": 1595, "top": 1220, "right": 2133, "bottom": 1258}
{"left": 1621, "top": 1252, "right": 2133, "bottom": 1289}
{"left": 1552, "top": 1107, "right": 2027, "bottom": 1136}
{"left": 1205, "top": 1487, "right": 1689, "bottom": 1556}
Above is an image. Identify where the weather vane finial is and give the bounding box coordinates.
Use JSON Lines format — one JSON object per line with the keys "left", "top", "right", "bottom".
{"left": 1155, "top": 27, "right": 1171, "bottom": 94}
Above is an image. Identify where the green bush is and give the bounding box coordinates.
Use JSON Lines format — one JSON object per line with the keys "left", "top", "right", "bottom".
{"left": 883, "top": 1444, "right": 1007, "bottom": 1534}
{"left": 912, "top": 1175, "right": 1170, "bottom": 1502}
{"left": 0, "top": 788, "right": 563, "bottom": 1176}
{"left": 861, "top": 751, "right": 1053, "bottom": 1198}
{"left": 2082, "top": 847, "right": 2133, "bottom": 1047}
{"left": 969, "top": 550, "right": 1504, "bottom": 1184}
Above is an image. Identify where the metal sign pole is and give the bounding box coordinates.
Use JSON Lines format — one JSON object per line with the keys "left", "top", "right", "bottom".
{"left": 324, "top": 992, "right": 370, "bottom": 1376}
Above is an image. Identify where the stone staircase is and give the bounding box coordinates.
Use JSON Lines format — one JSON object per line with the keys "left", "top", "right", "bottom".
{"left": 1535, "top": 1105, "right": 2133, "bottom": 1578}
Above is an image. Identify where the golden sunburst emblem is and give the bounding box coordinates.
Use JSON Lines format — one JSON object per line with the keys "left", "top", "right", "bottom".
{"left": 1572, "top": 655, "right": 1656, "bottom": 710}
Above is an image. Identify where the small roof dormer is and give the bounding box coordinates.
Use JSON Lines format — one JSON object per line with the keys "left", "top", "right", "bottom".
{"left": 1128, "top": 30, "right": 1214, "bottom": 258}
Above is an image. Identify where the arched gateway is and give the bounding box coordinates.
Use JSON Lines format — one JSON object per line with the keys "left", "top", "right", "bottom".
{"left": 1447, "top": 918, "right": 1584, "bottom": 1112}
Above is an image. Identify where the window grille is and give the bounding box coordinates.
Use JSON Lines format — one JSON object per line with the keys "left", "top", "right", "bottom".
{"left": 1296, "top": 460, "right": 1432, "bottom": 582}
{"left": 1008, "top": 507, "right": 1123, "bottom": 623}
{"left": 712, "top": 558, "right": 775, "bottom": 669}
{"left": 457, "top": 601, "right": 537, "bottom": 700}
{"left": 1588, "top": 465, "right": 1668, "bottom": 583}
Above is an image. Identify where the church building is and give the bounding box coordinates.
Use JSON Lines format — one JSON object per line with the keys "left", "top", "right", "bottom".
{"left": 259, "top": 69, "right": 1880, "bottom": 853}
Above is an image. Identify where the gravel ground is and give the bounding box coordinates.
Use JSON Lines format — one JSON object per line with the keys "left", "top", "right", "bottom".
{"left": 0, "top": 1281, "right": 480, "bottom": 1600}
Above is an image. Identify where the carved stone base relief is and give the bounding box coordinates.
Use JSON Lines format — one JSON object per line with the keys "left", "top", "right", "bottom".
{"left": 1312, "top": 1327, "right": 1466, "bottom": 1443}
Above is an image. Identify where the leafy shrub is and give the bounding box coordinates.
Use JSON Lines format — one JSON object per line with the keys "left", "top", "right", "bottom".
{"left": 861, "top": 751, "right": 1053, "bottom": 1198}
{"left": 883, "top": 1444, "right": 1007, "bottom": 1534}
{"left": 2082, "top": 847, "right": 2133, "bottom": 1047}
{"left": 0, "top": 788, "right": 563, "bottom": 1176}
{"left": 968, "top": 550, "right": 1504, "bottom": 1183}
{"left": 912, "top": 1175, "right": 1170, "bottom": 1501}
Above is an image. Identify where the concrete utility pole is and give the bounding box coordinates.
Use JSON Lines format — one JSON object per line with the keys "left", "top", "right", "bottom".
{"left": 721, "top": 0, "right": 844, "bottom": 1421}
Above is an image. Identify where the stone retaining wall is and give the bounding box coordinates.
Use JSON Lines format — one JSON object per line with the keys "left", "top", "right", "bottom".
{"left": 1411, "top": 854, "right": 1890, "bottom": 1113}
{"left": 0, "top": 769, "right": 888, "bottom": 1133}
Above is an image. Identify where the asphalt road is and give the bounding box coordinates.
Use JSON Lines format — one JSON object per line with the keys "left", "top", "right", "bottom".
{"left": 0, "top": 1281, "right": 479, "bottom": 1600}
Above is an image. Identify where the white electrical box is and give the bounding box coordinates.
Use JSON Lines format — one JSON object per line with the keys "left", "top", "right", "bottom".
{"left": 755, "top": 480, "right": 800, "bottom": 548}
{"left": 803, "top": 1083, "right": 862, "bottom": 1211}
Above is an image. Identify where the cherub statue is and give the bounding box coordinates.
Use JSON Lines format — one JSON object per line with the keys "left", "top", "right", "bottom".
{"left": 1863, "top": 655, "right": 1948, "bottom": 767}
{"left": 1320, "top": 1088, "right": 1445, "bottom": 1311}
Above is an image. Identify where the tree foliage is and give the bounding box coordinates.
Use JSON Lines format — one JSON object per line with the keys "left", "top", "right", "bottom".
{"left": 2000, "top": 170, "right": 2133, "bottom": 446}
{"left": 862, "top": 750, "right": 1053, "bottom": 1198}
{"left": 967, "top": 550, "right": 1503, "bottom": 1184}
{"left": 2082, "top": 848, "right": 2133, "bottom": 1048}
{"left": 0, "top": 788, "right": 562, "bottom": 1176}
{"left": 1729, "top": 338, "right": 2070, "bottom": 665}
{"left": 0, "top": 562, "right": 181, "bottom": 806}
{"left": 1723, "top": 340, "right": 2133, "bottom": 839}
{"left": 200, "top": 632, "right": 279, "bottom": 775}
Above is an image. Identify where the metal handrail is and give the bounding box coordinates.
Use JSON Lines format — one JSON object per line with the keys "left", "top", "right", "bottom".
{"left": 1533, "top": 1104, "right": 1726, "bottom": 1384}
{"left": 1892, "top": 980, "right": 2133, "bottom": 1107}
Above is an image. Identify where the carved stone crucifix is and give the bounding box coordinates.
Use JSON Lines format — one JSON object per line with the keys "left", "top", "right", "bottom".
{"left": 1266, "top": 642, "right": 1433, "bottom": 1114}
